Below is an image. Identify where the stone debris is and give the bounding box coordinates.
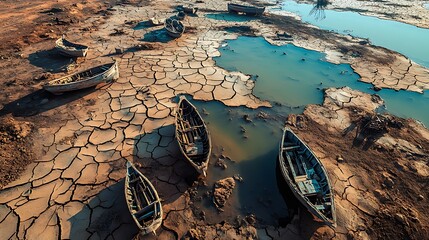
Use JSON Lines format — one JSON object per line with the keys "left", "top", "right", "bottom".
{"left": 213, "top": 177, "right": 236, "bottom": 209}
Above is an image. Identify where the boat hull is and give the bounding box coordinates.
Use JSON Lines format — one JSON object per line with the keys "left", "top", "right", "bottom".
{"left": 55, "top": 38, "right": 89, "bottom": 57}
{"left": 227, "top": 3, "right": 265, "bottom": 15}
{"left": 175, "top": 96, "right": 211, "bottom": 176}
{"left": 278, "top": 127, "right": 336, "bottom": 227}
{"left": 164, "top": 19, "right": 185, "bottom": 38}
{"left": 43, "top": 62, "right": 119, "bottom": 95}
{"left": 125, "top": 161, "right": 163, "bottom": 235}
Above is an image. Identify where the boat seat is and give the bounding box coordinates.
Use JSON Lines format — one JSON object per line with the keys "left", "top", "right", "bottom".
{"left": 181, "top": 125, "right": 204, "bottom": 132}
{"left": 282, "top": 145, "right": 300, "bottom": 151}
{"left": 315, "top": 204, "right": 325, "bottom": 211}
{"left": 134, "top": 202, "right": 155, "bottom": 220}
{"left": 137, "top": 210, "right": 155, "bottom": 222}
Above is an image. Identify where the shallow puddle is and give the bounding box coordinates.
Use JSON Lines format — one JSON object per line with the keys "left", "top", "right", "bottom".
{"left": 216, "top": 36, "right": 429, "bottom": 127}
{"left": 278, "top": 0, "right": 429, "bottom": 68}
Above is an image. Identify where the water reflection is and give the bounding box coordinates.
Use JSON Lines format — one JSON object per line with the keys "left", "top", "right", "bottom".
{"left": 279, "top": 0, "right": 429, "bottom": 67}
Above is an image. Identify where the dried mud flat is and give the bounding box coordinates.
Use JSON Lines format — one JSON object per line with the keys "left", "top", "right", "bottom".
{"left": 0, "top": 0, "right": 428, "bottom": 239}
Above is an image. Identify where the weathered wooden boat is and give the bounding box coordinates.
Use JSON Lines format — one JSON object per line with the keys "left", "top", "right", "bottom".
{"left": 55, "top": 37, "right": 89, "bottom": 57}
{"left": 43, "top": 61, "right": 119, "bottom": 95}
{"left": 278, "top": 127, "right": 336, "bottom": 227}
{"left": 176, "top": 11, "right": 186, "bottom": 20}
{"left": 164, "top": 18, "right": 185, "bottom": 38}
{"left": 227, "top": 3, "right": 265, "bottom": 15}
{"left": 125, "top": 161, "right": 163, "bottom": 235}
{"left": 175, "top": 96, "right": 211, "bottom": 177}
{"left": 149, "top": 17, "right": 165, "bottom": 26}
{"left": 180, "top": 5, "right": 198, "bottom": 14}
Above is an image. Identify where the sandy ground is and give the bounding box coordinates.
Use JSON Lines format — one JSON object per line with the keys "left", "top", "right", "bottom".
{"left": 0, "top": 0, "right": 428, "bottom": 239}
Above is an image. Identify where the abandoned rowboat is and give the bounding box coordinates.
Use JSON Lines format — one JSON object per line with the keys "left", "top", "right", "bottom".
{"left": 175, "top": 96, "right": 211, "bottom": 177}
{"left": 278, "top": 127, "right": 336, "bottom": 227}
{"left": 164, "top": 18, "right": 185, "bottom": 38}
{"left": 179, "top": 5, "right": 198, "bottom": 14}
{"left": 43, "top": 62, "right": 119, "bottom": 95}
{"left": 125, "top": 161, "right": 163, "bottom": 235}
{"left": 149, "top": 17, "right": 165, "bottom": 26}
{"left": 55, "top": 37, "right": 89, "bottom": 57}
{"left": 227, "top": 3, "right": 265, "bottom": 15}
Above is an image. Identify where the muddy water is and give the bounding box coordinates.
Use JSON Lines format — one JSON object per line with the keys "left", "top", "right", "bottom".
{"left": 278, "top": 0, "right": 429, "bottom": 68}
{"left": 191, "top": 99, "right": 290, "bottom": 225}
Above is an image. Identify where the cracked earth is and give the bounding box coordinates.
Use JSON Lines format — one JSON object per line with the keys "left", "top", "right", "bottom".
{"left": 1, "top": 0, "right": 429, "bottom": 239}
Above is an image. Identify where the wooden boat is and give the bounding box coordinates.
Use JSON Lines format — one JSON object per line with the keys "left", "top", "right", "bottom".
{"left": 55, "top": 37, "right": 89, "bottom": 57}
{"left": 180, "top": 5, "right": 198, "bottom": 14}
{"left": 278, "top": 127, "right": 336, "bottom": 227}
{"left": 125, "top": 161, "right": 163, "bottom": 235}
{"left": 43, "top": 62, "right": 119, "bottom": 95}
{"left": 149, "top": 17, "right": 165, "bottom": 26}
{"left": 175, "top": 96, "right": 211, "bottom": 177}
{"left": 176, "top": 11, "right": 186, "bottom": 20}
{"left": 164, "top": 18, "right": 185, "bottom": 38}
{"left": 227, "top": 3, "right": 265, "bottom": 15}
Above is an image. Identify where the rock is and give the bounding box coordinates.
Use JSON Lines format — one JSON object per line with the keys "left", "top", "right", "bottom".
{"left": 374, "top": 189, "right": 389, "bottom": 203}
{"left": 336, "top": 155, "right": 344, "bottom": 162}
{"left": 233, "top": 174, "right": 243, "bottom": 182}
{"left": 394, "top": 213, "right": 407, "bottom": 225}
{"left": 245, "top": 214, "right": 256, "bottom": 225}
{"left": 257, "top": 111, "right": 268, "bottom": 119}
{"left": 185, "top": 228, "right": 203, "bottom": 240}
{"left": 115, "top": 48, "right": 123, "bottom": 54}
{"left": 215, "top": 159, "right": 227, "bottom": 169}
{"left": 213, "top": 177, "right": 235, "bottom": 209}
{"left": 243, "top": 114, "right": 252, "bottom": 122}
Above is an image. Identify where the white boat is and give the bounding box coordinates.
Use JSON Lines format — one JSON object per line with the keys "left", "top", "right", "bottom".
{"left": 43, "top": 62, "right": 118, "bottom": 95}
{"left": 227, "top": 3, "right": 265, "bottom": 15}
{"left": 55, "top": 37, "right": 89, "bottom": 57}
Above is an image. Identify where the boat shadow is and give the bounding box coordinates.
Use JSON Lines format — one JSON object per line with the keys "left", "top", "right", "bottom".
{"left": 205, "top": 13, "right": 256, "bottom": 22}
{"left": 133, "top": 20, "right": 153, "bottom": 30}
{"left": 28, "top": 49, "right": 75, "bottom": 73}
{"left": 68, "top": 180, "right": 139, "bottom": 239}
{"left": 132, "top": 125, "right": 198, "bottom": 206}
{"left": 0, "top": 87, "right": 101, "bottom": 117}
{"left": 141, "top": 29, "right": 174, "bottom": 43}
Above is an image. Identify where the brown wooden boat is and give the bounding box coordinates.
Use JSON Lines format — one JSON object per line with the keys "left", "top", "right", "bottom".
{"left": 175, "top": 96, "right": 211, "bottom": 177}
{"left": 278, "top": 127, "right": 336, "bottom": 227}
{"left": 125, "top": 161, "right": 163, "bottom": 235}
